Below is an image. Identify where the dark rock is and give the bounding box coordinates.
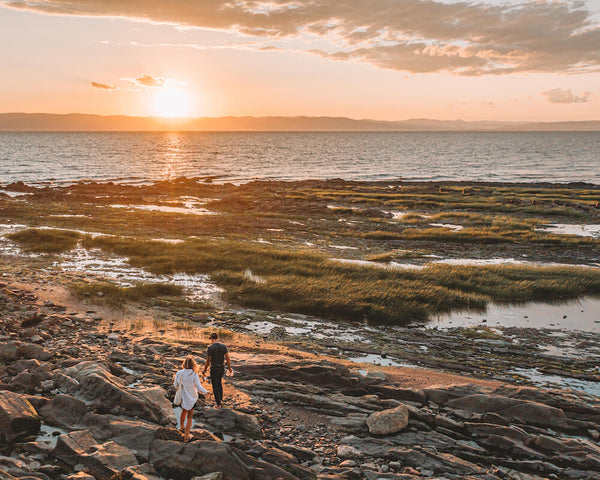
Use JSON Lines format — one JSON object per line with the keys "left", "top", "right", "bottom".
{"left": 52, "top": 430, "right": 138, "bottom": 480}
{"left": 150, "top": 439, "right": 299, "bottom": 480}
{"left": 0, "top": 391, "right": 41, "bottom": 443}
{"left": 39, "top": 394, "right": 87, "bottom": 429}
{"left": 199, "top": 408, "right": 263, "bottom": 438}
{"left": 56, "top": 362, "right": 175, "bottom": 425}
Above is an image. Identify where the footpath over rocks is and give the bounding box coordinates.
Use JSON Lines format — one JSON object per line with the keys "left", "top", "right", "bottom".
{"left": 1, "top": 281, "right": 599, "bottom": 480}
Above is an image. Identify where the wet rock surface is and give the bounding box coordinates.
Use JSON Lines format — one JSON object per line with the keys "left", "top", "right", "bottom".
{"left": 0, "top": 281, "right": 599, "bottom": 480}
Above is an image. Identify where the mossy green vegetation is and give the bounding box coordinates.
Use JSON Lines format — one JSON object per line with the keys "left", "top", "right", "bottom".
{"left": 2, "top": 179, "right": 599, "bottom": 325}
{"left": 71, "top": 281, "right": 183, "bottom": 307}
{"left": 78, "top": 235, "right": 600, "bottom": 324}
{"left": 7, "top": 228, "right": 82, "bottom": 253}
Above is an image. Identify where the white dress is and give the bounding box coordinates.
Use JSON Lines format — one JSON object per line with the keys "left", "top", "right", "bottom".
{"left": 174, "top": 369, "right": 208, "bottom": 410}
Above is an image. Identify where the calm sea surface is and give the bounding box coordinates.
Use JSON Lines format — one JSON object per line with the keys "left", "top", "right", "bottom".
{"left": 1, "top": 131, "right": 599, "bottom": 185}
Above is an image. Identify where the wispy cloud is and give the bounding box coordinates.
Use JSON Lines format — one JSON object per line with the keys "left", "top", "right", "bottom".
{"left": 130, "top": 73, "right": 165, "bottom": 88}
{"left": 542, "top": 88, "right": 593, "bottom": 104}
{"left": 3, "top": 0, "right": 600, "bottom": 75}
{"left": 91, "top": 81, "right": 116, "bottom": 90}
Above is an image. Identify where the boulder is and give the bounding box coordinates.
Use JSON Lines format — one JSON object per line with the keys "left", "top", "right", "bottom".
{"left": 80, "top": 413, "right": 160, "bottom": 462}
{"left": 446, "top": 394, "right": 568, "bottom": 429}
{"left": 192, "top": 474, "right": 224, "bottom": 480}
{"left": 366, "top": 405, "right": 409, "bottom": 435}
{"left": 0, "top": 468, "right": 17, "bottom": 480}
{"left": 200, "top": 408, "right": 263, "bottom": 438}
{"left": 18, "top": 343, "right": 52, "bottom": 361}
{"left": 390, "top": 448, "right": 486, "bottom": 476}
{"left": 39, "top": 394, "right": 87, "bottom": 429}
{"left": 0, "top": 342, "right": 20, "bottom": 362}
{"left": 112, "top": 464, "right": 162, "bottom": 480}
{"left": 150, "top": 439, "right": 299, "bottom": 480}
{"left": 56, "top": 362, "right": 175, "bottom": 425}
{"left": 52, "top": 430, "right": 138, "bottom": 480}
{"left": 261, "top": 447, "right": 316, "bottom": 480}
{"left": 0, "top": 391, "right": 41, "bottom": 443}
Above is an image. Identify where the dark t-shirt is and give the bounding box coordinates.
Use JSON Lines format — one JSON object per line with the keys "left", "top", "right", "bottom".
{"left": 207, "top": 342, "right": 228, "bottom": 370}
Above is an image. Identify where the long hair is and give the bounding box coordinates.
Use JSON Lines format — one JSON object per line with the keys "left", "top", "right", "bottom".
{"left": 182, "top": 356, "right": 198, "bottom": 372}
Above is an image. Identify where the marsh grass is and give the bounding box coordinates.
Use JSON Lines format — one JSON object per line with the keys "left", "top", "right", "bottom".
{"left": 71, "top": 281, "right": 183, "bottom": 307}
{"left": 80, "top": 235, "right": 600, "bottom": 324}
{"left": 365, "top": 226, "right": 598, "bottom": 245}
{"left": 8, "top": 228, "right": 82, "bottom": 253}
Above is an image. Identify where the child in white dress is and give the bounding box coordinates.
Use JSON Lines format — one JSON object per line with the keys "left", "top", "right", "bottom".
{"left": 174, "top": 356, "right": 209, "bottom": 442}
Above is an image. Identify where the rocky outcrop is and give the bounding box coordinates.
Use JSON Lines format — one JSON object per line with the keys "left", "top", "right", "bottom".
{"left": 55, "top": 361, "right": 176, "bottom": 425}
{"left": 0, "top": 391, "right": 41, "bottom": 443}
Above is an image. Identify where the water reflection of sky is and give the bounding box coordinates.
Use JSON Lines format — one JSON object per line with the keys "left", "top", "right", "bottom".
{"left": 430, "top": 297, "right": 600, "bottom": 332}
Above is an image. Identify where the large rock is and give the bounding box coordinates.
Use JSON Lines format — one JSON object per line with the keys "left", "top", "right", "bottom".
{"left": 446, "top": 394, "right": 568, "bottom": 429}
{"left": 56, "top": 362, "right": 175, "bottom": 425}
{"left": 199, "top": 408, "right": 263, "bottom": 438}
{"left": 80, "top": 413, "right": 160, "bottom": 462}
{"left": 390, "top": 448, "right": 486, "bottom": 476}
{"left": 0, "top": 391, "right": 41, "bottom": 443}
{"left": 112, "top": 464, "right": 162, "bottom": 480}
{"left": 150, "top": 439, "right": 299, "bottom": 480}
{"left": 366, "top": 405, "right": 409, "bottom": 435}
{"left": 38, "top": 394, "right": 87, "bottom": 429}
{"left": 52, "top": 430, "right": 138, "bottom": 480}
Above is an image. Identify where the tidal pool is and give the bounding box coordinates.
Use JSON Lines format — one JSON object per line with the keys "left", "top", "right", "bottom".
{"left": 430, "top": 297, "right": 600, "bottom": 333}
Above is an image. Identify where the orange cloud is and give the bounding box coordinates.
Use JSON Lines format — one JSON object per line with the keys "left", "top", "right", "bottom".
{"left": 542, "top": 88, "right": 593, "bottom": 104}
{"left": 91, "top": 81, "right": 116, "bottom": 90}
{"left": 4, "top": 0, "right": 600, "bottom": 75}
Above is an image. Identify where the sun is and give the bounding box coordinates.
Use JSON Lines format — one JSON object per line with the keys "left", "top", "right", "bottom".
{"left": 152, "top": 87, "right": 194, "bottom": 118}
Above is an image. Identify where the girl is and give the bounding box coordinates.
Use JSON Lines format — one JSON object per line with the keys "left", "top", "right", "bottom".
{"left": 174, "top": 356, "right": 209, "bottom": 442}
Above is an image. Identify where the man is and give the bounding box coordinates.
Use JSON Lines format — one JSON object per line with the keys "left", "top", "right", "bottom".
{"left": 202, "top": 332, "right": 233, "bottom": 408}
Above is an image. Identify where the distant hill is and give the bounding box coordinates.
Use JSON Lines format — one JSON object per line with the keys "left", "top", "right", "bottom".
{"left": 0, "top": 113, "right": 599, "bottom": 132}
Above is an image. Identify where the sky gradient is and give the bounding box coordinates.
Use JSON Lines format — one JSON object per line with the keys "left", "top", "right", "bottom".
{"left": 1, "top": 0, "right": 599, "bottom": 121}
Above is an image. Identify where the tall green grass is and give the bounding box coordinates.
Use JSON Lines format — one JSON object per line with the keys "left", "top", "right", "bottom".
{"left": 71, "top": 281, "right": 183, "bottom": 307}
{"left": 83, "top": 235, "right": 600, "bottom": 324}
{"left": 7, "top": 228, "right": 82, "bottom": 253}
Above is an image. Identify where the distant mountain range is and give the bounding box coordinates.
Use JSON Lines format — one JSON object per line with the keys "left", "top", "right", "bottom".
{"left": 1, "top": 113, "right": 599, "bottom": 132}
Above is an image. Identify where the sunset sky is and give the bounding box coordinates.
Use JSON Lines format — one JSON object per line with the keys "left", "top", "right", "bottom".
{"left": 1, "top": 0, "right": 599, "bottom": 121}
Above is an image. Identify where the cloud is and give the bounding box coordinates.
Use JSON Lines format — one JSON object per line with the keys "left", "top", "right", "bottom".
{"left": 131, "top": 73, "right": 165, "bottom": 88}
{"left": 3, "top": 0, "right": 600, "bottom": 75}
{"left": 542, "top": 88, "right": 593, "bottom": 104}
{"left": 91, "top": 81, "right": 116, "bottom": 90}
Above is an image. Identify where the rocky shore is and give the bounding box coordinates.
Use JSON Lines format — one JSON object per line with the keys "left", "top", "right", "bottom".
{"left": 1, "top": 281, "right": 600, "bottom": 480}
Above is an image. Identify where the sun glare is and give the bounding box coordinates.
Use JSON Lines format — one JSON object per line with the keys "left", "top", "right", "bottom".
{"left": 152, "top": 87, "right": 194, "bottom": 118}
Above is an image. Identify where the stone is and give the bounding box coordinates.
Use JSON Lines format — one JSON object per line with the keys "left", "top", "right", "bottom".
{"left": 336, "top": 445, "right": 364, "bottom": 459}
{"left": 446, "top": 394, "right": 568, "bottom": 429}
{"left": 65, "top": 474, "right": 96, "bottom": 480}
{"left": 39, "top": 394, "right": 87, "bottom": 429}
{"left": 366, "top": 405, "right": 409, "bottom": 435}
{"left": 192, "top": 474, "right": 224, "bottom": 480}
{"left": 52, "top": 430, "right": 138, "bottom": 480}
{"left": 200, "top": 408, "right": 263, "bottom": 438}
{"left": 56, "top": 362, "right": 175, "bottom": 425}
{"left": 0, "top": 391, "right": 41, "bottom": 443}
{"left": 150, "top": 439, "right": 298, "bottom": 480}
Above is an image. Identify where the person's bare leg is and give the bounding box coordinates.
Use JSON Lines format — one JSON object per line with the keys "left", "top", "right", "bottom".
{"left": 179, "top": 409, "right": 186, "bottom": 432}
{"left": 184, "top": 410, "right": 193, "bottom": 442}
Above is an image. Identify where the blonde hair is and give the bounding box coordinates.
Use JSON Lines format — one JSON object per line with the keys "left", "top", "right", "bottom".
{"left": 182, "top": 356, "right": 198, "bottom": 372}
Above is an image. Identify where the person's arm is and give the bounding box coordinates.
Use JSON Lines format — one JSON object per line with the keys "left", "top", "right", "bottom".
{"left": 202, "top": 356, "right": 211, "bottom": 376}
{"left": 194, "top": 373, "right": 208, "bottom": 395}
{"left": 225, "top": 352, "right": 233, "bottom": 373}
{"left": 173, "top": 371, "right": 180, "bottom": 388}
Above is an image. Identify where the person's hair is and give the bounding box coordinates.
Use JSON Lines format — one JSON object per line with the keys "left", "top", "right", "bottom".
{"left": 209, "top": 332, "right": 218, "bottom": 340}
{"left": 182, "top": 356, "right": 198, "bottom": 371}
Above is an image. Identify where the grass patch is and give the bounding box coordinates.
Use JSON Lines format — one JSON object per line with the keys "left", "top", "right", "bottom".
{"left": 7, "top": 228, "right": 82, "bottom": 253}
{"left": 71, "top": 281, "right": 183, "bottom": 307}
{"left": 81, "top": 235, "right": 600, "bottom": 324}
